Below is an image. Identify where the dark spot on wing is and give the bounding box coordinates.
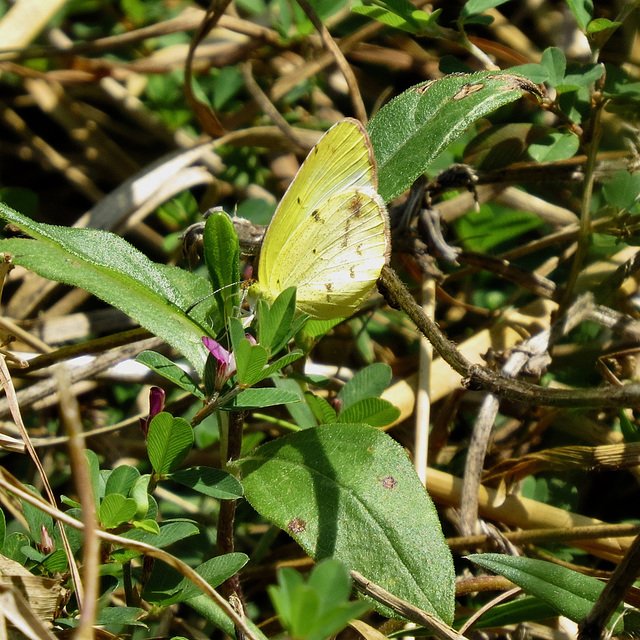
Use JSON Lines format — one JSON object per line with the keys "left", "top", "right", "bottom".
{"left": 325, "top": 283, "right": 333, "bottom": 291}
{"left": 350, "top": 193, "right": 364, "bottom": 217}
{"left": 311, "top": 210, "right": 323, "bottom": 223}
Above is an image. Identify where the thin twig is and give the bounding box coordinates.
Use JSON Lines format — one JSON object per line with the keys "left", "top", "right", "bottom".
{"left": 378, "top": 264, "right": 640, "bottom": 407}
{"left": 294, "top": 0, "right": 367, "bottom": 123}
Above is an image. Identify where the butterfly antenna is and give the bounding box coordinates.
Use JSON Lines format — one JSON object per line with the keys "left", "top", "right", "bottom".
{"left": 185, "top": 281, "right": 242, "bottom": 314}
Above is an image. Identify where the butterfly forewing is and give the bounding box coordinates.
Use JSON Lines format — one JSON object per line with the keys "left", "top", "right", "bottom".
{"left": 256, "top": 118, "right": 390, "bottom": 319}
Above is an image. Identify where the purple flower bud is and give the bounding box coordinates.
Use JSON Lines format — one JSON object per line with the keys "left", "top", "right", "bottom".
{"left": 203, "top": 337, "right": 236, "bottom": 390}
{"left": 140, "top": 386, "right": 165, "bottom": 436}
{"left": 37, "top": 525, "right": 55, "bottom": 555}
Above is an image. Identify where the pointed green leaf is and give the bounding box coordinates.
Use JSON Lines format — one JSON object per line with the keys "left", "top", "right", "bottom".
{"left": 203, "top": 210, "right": 240, "bottom": 322}
{"left": 337, "top": 363, "right": 392, "bottom": 410}
{"left": 235, "top": 339, "right": 269, "bottom": 386}
{"left": 131, "top": 519, "right": 160, "bottom": 534}
{"left": 0, "top": 204, "right": 212, "bottom": 375}
{"left": 566, "top": 0, "right": 593, "bottom": 30}
{"left": 338, "top": 397, "right": 400, "bottom": 427}
{"left": 147, "top": 412, "right": 194, "bottom": 475}
{"left": 131, "top": 474, "right": 152, "bottom": 519}
{"left": 222, "top": 387, "right": 301, "bottom": 410}
{"left": 179, "top": 553, "right": 249, "bottom": 601}
{"left": 305, "top": 393, "right": 338, "bottom": 425}
{"left": 136, "top": 351, "right": 204, "bottom": 399}
{"left": 468, "top": 554, "right": 629, "bottom": 634}
{"left": 168, "top": 466, "right": 243, "bottom": 499}
{"left": 261, "top": 350, "right": 305, "bottom": 380}
{"left": 368, "top": 72, "right": 542, "bottom": 202}
{"left": 237, "top": 424, "right": 455, "bottom": 622}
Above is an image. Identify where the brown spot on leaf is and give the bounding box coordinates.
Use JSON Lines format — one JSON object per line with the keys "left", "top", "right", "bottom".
{"left": 380, "top": 475, "right": 398, "bottom": 489}
{"left": 311, "top": 210, "right": 323, "bottom": 223}
{"left": 413, "top": 79, "right": 437, "bottom": 95}
{"left": 453, "top": 83, "right": 484, "bottom": 100}
{"left": 287, "top": 517, "right": 307, "bottom": 534}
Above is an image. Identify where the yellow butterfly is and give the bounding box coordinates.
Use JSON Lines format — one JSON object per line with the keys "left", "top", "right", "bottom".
{"left": 250, "top": 118, "right": 390, "bottom": 319}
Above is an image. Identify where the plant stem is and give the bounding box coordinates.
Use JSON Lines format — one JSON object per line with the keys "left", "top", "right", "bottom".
{"left": 216, "top": 409, "right": 246, "bottom": 635}
{"left": 561, "top": 78, "right": 605, "bottom": 311}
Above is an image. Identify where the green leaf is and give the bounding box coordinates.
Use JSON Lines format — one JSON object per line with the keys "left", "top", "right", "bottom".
{"left": 566, "top": 0, "right": 593, "bottom": 30}
{"left": 468, "top": 554, "right": 627, "bottom": 633}
{"left": 168, "top": 467, "right": 244, "bottom": 499}
{"left": 203, "top": 210, "right": 240, "bottom": 323}
{"left": 368, "top": 72, "right": 541, "bottom": 202}
{"left": 147, "top": 412, "right": 194, "bottom": 475}
{"left": 3, "top": 532, "right": 29, "bottom": 563}
{"left": 338, "top": 398, "right": 400, "bottom": 427}
{"left": 136, "top": 351, "right": 204, "bottom": 399}
{"left": 305, "top": 393, "right": 338, "bottom": 425}
{"left": 461, "top": 0, "right": 510, "bottom": 18}
{"left": 113, "top": 520, "right": 200, "bottom": 562}
{"left": 237, "top": 423, "right": 455, "bottom": 622}
{"left": 180, "top": 553, "right": 249, "bottom": 601}
{"left": 602, "top": 170, "right": 640, "bottom": 210}
{"left": 260, "top": 351, "right": 305, "bottom": 381}
{"left": 95, "top": 607, "right": 147, "bottom": 628}
{"left": 350, "top": 1, "right": 439, "bottom": 34}
{"left": 85, "top": 449, "right": 104, "bottom": 506}
{"left": 258, "top": 287, "right": 308, "bottom": 355}
{"left": 587, "top": 17, "right": 621, "bottom": 34}
{"left": 0, "top": 508, "right": 5, "bottom": 550}
{"left": 455, "top": 202, "right": 543, "bottom": 252}
{"left": 509, "top": 63, "right": 548, "bottom": 84}
{"left": 105, "top": 465, "right": 140, "bottom": 497}
{"left": 275, "top": 376, "right": 317, "bottom": 428}
{"left": 471, "top": 595, "right": 558, "bottom": 628}
{"left": 20, "top": 485, "right": 53, "bottom": 544}
{"left": 131, "top": 519, "right": 160, "bottom": 534}
{"left": 130, "top": 474, "right": 152, "bottom": 519}
{"left": 0, "top": 204, "right": 212, "bottom": 375}
{"left": 223, "top": 387, "right": 301, "bottom": 410}
{"left": 527, "top": 132, "right": 580, "bottom": 162}
{"left": 337, "top": 363, "right": 392, "bottom": 410}
{"left": 562, "top": 63, "right": 604, "bottom": 89}
{"left": 235, "top": 339, "right": 269, "bottom": 386}
{"left": 99, "top": 494, "right": 138, "bottom": 529}
{"left": 541, "top": 47, "right": 566, "bottom": 86}
{"left": 42, "top": 549, "right": 68, "bottom": 573}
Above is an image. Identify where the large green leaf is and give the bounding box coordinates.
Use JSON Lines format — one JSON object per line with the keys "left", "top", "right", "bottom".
{"left": 147, "top": 412, "right": 194, "bottom": 475}
{"left": 367, "top": 71, "right": 542, "bottom": 202}
{"left": 469, "top": 554, "right": 640, "bottom": 636}
{"left": 236, "top": 423, "right": 455, "bottom": 623}
{"left": 0, "top": 204, "right": 212, "bottom": 375}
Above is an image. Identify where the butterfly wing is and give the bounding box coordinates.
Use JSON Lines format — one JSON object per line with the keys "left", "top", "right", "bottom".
{"left": 257, "top": 119, "right": 390, "bottom": 319}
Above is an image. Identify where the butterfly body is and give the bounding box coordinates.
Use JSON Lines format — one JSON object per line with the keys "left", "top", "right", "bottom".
{"left": 252, "top": 118, "right": 390, "bottom": 319}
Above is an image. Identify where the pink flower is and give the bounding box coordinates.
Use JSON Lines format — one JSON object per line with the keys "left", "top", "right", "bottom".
{"left": 140, "top": 386, "right": 165, "bottom": 436}
{"left": 203, "top": 337, "right": 236, "bottom": 390}
{"left": 37, "top": 525, "right": 55, "bottom": 555}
